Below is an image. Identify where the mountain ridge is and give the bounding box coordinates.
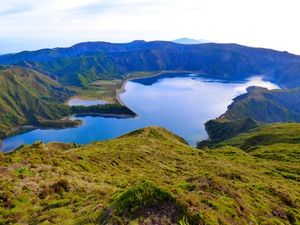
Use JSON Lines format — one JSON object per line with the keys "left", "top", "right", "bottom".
{"left": 172, "top": 38, "right": 208, "bottom": 44}
{"left": 0, "top": 66, "right": 136, "bottom": 141}
{"left": 1, "top": 41, "right": 300, "bottom": 87}
{"left": 199, "top": 86, "right": 300, "bottom": 147}
{"left": 220, "top": 86, "right": 300, "bottom": 123}
{"left": 0, "top": 66, "right": 74, "bottom": 138}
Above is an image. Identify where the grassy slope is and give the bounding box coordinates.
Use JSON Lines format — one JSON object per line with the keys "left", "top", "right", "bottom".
{"left": 71, "top": 71, "right": 156, "bottom": 104}
{"left": 220, "top": 87, "right": 300, "bottom": 123}
{"left": 214, "top": 123, "right": 300, "bottom": 163}
{"left": 0, "top": 126, "right": 299, "bottom": 224}
{"left": 0, "top": 67, "right": 73, "bottom": 137}
{"left": 0, "top": 67, "right": 138, "bottom": 140}
{"left": 201, "top": 87, "right": 300, "bottom": 146}
{"left": 20, "top": 52, "right": 120, "bottom": 87}
{"left": 198, "top": 118, "right": 259, "bottom": 148}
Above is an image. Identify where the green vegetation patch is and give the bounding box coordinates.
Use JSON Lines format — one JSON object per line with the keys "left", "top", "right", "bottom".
{"left": 216, "top": 123, "right": 300, "bottom": 152}
{"left": 0, "top": 126, "right": 299, "bottom": 224}
{"left": 100, "top": 181, "right": 202, "bottom": 225}
{"left": 198, "top": 117, "right": 259, "bottom": 147}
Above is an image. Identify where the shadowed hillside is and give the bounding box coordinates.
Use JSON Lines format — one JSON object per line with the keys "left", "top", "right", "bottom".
{"left": 0, "top": 66, "right": 74, "bottom": 138}
{"left": 0, "top": 67, "right": 136, "bottom": 140}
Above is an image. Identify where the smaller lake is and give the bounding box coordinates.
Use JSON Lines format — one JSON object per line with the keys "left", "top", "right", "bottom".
{"left": 67, "top": 98, "right": 107, "bottom": 106}
{"left": 0, "top": 73, "right": 279, "bottom": 152}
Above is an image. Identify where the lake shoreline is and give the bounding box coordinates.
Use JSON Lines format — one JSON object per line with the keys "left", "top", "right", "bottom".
{"left": 1, "top": 71, "right": 197, "bottom": 151}
{"left": 66, "top": 70, "right": 202, "bottom": 106}
{"left": 0, "top": 125, "right": 36, "bottom": 151}
{"left": 2, "top": 74, "right": 277, "bottom": 152}
{"left": 0, "top": 120, "right": 84, "bottom": 152}
{"left": 0, "top": 111, "right": 135, "bottom": 152}
{"left": 0, "top": 108, "right": 136, "bottom": 152}
{"left": 66, "top": 96, "right": 100, "bottom": 104}
{"left": 116, "top": 70, "right": 201, "bottom": 105}
{"left": 74, "top": 113, "right": 137, "bottom": 119}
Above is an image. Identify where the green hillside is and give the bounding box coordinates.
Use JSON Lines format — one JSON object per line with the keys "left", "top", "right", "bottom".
{"left": 219, "top": 87, "right": 300, "bottom": 123}
{"left": 0, "top": 67, "right": 136, "bottom": 140}
{"left": 0, "top": 66, "right": 73, "bottom": 138}
{"left": 3, "top": 41, "right": 300, "bottom": 87}
{"left": 214, "top": 123, "right": 300, "bottom": 162}
{"left": 198, "top": 118, "right": 259, "bottom": 148}
{"left": 0, "top": 126, "right": 299, "bottom": 224}
{"left": 201, "top": 86, "right": 300, "bottom": 146}
{"left": 20, "top": 52, "right": 119, "bottom": 87}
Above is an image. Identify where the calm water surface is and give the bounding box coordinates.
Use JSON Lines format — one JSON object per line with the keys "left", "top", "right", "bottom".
{"left": 67, "top": 98, "right": 107, "bottom": 106}
{"left": 0, "top": 73, "right": 279, "bottom": 152}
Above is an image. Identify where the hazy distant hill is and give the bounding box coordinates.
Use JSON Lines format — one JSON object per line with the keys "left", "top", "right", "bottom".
{"left": 172, "top": 38, "right": 207, "bottom": 44}
{"left": 1, "top": 41, "right": 300, "bottom": 87}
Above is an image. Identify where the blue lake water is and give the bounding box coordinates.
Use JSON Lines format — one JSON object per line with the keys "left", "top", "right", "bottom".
{"left": 67, "top": 98, "right": 107, "bottom": 106}
{"left": 0, "top": 73, "right": 279, "bottom": 152}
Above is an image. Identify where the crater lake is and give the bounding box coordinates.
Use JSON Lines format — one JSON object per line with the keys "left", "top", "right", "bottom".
{"left": 0, "top": 73, "right": 279, "bottom": 152}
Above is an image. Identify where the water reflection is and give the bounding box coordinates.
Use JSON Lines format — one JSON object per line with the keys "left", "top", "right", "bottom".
{"left": 67, "top": 98, "right": 107, "bottom": 106}
{"left": 1, "top": 74, "right": 279, "bottom": 152}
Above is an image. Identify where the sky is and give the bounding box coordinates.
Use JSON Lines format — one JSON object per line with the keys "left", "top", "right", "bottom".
{"left": 0, "top": 0, "right": 300, "bottom": 54}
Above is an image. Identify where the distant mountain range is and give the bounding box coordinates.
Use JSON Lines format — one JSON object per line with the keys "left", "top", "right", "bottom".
{"left": 171, "top": 38, "right": 208, "bottom": 44}
{"left": 1, "top": 40, "right": 300, "bottom": 88}
{"left": 1, "top": 41, "right": 300, "bottom": 224}
{"left": 3, "top": 40, "right": 300, "bottom": 144}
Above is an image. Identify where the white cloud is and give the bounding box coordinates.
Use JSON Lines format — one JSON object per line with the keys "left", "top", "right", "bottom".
{"left": 0, "top": 0, "right": 300, "bottom": 54}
